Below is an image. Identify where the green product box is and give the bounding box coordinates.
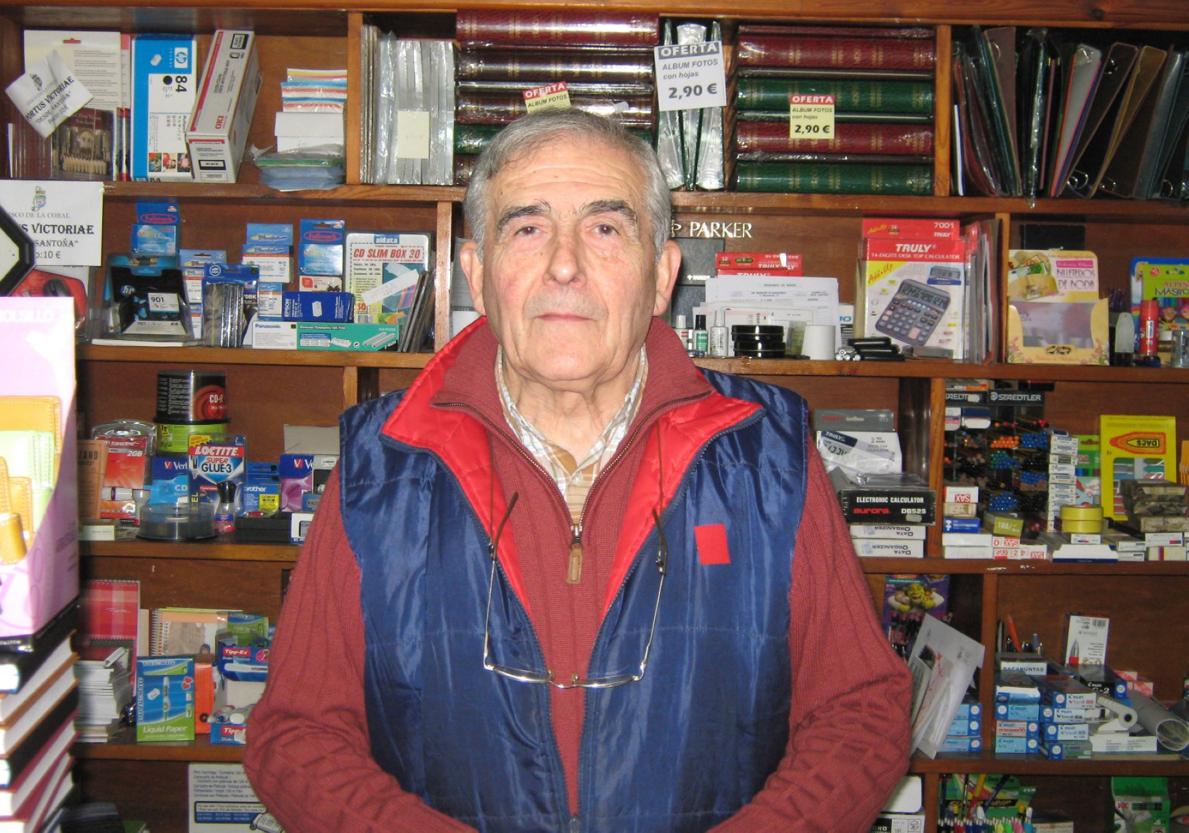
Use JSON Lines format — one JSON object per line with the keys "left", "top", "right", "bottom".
{"left": 983, "top": 512, "right": 1025, "bottom": 538}
{"left": 136, "top": 656, "right": 196, "bottom": 742}
{"left": 1111, "top": 776, "right": 1170, "bottom": 833}
{"left": 296, "top": 322, "right": 400, "bottom": 351}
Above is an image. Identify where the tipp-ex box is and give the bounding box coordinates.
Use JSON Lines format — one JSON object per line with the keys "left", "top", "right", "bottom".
{"left": 186, "top": 30, "right": 262, "bottom": 183}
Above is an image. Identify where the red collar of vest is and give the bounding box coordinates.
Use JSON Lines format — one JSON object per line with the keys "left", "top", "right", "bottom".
{"left": 380, "top": 318, "right": 760, "bottom": 614}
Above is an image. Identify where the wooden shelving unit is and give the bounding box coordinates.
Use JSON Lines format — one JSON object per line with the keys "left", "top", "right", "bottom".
{"left": 4, "top": 0, "right": 1187, "bottom": 830}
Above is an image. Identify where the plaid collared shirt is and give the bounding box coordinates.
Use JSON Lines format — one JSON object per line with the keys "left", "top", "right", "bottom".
{"left": 497, "top": 347, "right": 648, "bottom": 528}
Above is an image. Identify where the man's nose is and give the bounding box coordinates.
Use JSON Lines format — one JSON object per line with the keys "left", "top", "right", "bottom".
{"left": 546, "top": 228, "right": 581, "bottom": 284}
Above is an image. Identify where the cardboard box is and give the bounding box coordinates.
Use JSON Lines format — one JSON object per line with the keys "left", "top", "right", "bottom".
{"left": 131, "top": 34, "right": 197, "bottom": 182}
{"left": 187, "top": 31, "right": 262, "bottom": 183}
{"left": 1006, "top": 250, "right": 1108, "bottom": 365}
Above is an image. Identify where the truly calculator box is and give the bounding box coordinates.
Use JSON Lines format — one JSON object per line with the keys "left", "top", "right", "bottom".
{"left": 136, "top": 656, "right": 196, "bottom": 742}
{"left": 186, "top": 30, "right": 262, "bottom": 183}
{"left": 857, "top": 219, "right": 966, "bottom": 359}
{"left": 131, "top": 34, "right": 198, "bottom": 182}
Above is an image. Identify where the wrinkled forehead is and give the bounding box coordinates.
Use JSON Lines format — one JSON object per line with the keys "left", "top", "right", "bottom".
{"left": 488, "top": 136, "right": 646, "bottom": 218}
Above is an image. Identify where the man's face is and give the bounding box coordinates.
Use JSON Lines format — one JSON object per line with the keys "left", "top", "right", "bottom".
{"left": 459, "top": 136, "right": 680, "bottom": 394}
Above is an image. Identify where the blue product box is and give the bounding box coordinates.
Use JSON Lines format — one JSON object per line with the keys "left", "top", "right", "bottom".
{"left": 943, "top": 517, "right": 982, "bottom": 533}
{"left": 1037, "top": 740, "right": 1063, "bottom": 760}
{"left": 148, "top": 454, "right": 190, "bottom": 506}
{"left": 1036, "top": 675, "right": 1098, "bottom": 709}
{"left": 202, "top": 262, "right": 259, "bottom": 308}
{"left": 132, "top": 224, "right": 178, "bottom": 257}
{"left": 136, "top": 656, "right": 196, "bottom": 742}
{"left": 993, "top": 735, "right": 1038, "bottom": 755}
{"left": 246, "top": 223, "right": 294, "bottom": 247}
{"left": 952, "top": 700, "right": 982, "bottom": 721}
{"left": 1041, "top": 722, "right": 1090, "bottom": 741}
{"left": 939, "top": 735, "right": 982, "bottom": 753}
{"left": 1040, "top": 705, "right": 1093, "bottom": 724}
{"left": 946, "top": 717, "right": 981, "bottom": 737}
{"left": 298, "top": 219, "right": 346, "bottom": 289}
{"left": 995, "top": 702, "right": 1041, "bottom": 721}
{"left": 242, "top": 461, "right": 280, "bottom": 516}
{"left": 1071, "top": 664, "right": 1130, "bottom": 701}
{"left": 132, "top": 199, "right": 182, "bottom": 256}
{"left": 282, "top": 290, "right": 354, "bottom": 322}
{"left": 994, "top": 719, "right": 1039, "bottom": 738}
{"left": 210, "top": 720, "right": 248, "bottom": 745}
{"left": 131, "top": 35, "right": 197, "bottom": 182}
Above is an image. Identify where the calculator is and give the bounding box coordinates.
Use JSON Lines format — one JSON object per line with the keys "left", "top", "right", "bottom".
{"left": 875, "top": 279, "right": 952, "bottom": 347}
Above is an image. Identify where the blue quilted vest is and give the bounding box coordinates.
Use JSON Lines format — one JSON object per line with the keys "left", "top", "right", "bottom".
{"left": 340, "top": 359, "right": 810, "bottom": 833}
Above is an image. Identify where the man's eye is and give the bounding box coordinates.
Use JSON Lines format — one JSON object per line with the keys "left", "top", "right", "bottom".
{"left": 512, "top": 225, "right": 539, "bottom": 237}
{"left": 593, "top": 223, "right": 619, "bottom": 236}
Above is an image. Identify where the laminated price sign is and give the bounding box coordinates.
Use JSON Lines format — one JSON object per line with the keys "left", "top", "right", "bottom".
{"left": 788, "top": 94, "right": 835, "bottom": 140}
{"left": 654, "top": 41, "right": 726, "bottom": 112}
{"left": 523, "top": 82, "right": 571, "bottom": 113}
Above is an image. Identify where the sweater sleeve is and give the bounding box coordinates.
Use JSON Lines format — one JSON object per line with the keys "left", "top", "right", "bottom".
{"left": 243, "top": 468, "right": 475, "bottom": 833}
{"left": 710, "top": 446, "right": 913, "bottom": 833}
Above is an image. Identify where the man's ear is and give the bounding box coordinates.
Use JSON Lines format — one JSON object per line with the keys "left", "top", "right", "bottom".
{"left": 652, "top": 239, "right": 682, "bottom": 317}
{"left": 458, "top": 240, "right": 486, "bottom": 316}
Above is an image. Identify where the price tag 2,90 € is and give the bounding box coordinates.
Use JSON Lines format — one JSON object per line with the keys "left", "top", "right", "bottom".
{"left": 788, "top": 94, "right": 836, "bottom": 140}
{"left": 654, "top": 41, "right": 727, "bottom": 112}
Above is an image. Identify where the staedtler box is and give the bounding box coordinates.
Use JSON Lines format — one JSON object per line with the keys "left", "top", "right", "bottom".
{"left": 131, "top": 34, "right": 197, "bottom": 182}
{"left": 186, "top": 30, "right": 262, "bottom": 183}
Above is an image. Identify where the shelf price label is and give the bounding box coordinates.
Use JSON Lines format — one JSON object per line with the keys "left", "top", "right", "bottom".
{"left": 788, "top": 94, "right": 835, "bottom": 140}
{"left": 523, "top": 82, "right": 571, "bottom": 113}
{"left": 654, "top": 41, "right": 726, "bottom": 112}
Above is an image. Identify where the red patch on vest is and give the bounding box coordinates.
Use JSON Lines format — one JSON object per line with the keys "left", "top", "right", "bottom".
{"left": 694, "top": 524, "right": 730, "bottom": 565}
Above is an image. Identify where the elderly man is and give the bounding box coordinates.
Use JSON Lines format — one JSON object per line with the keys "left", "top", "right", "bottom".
{"left": 245, "top": 109, "right": 911, "bottom": 833}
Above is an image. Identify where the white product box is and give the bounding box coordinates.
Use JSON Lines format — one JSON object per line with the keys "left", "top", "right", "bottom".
{"left": 251, "top": 320, "right": 298, "bottom": 350}
{"left": 344, "top": 232, "right": 432, "bottom": 324}
{"left": 274, "top": 111, "right": 345, "bottom": 148}
{"left": 187, "top": 31, "right": 262, "bottom": 183}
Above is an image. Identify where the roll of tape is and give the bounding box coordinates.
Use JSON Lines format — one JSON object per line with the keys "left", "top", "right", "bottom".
{"left": 1060, "top": 504, "right": 1104, "bottom": 533}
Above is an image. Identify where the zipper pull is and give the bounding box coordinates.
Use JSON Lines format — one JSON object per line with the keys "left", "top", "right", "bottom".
{"left": 566, "top": 522, "right": 582, "bottom": 584}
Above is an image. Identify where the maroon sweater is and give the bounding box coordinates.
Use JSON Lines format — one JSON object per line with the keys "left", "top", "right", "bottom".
{"left": 245, "top": 321, "right": 912, "bottom": 832}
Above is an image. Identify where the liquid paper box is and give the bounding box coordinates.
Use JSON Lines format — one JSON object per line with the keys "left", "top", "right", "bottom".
{"left": 187, "top": 31, "right": 262, "bottom": 182}
{"left": 136, "top": 655, "right": 196, "bottom": 742}
{"left": 131, "top": 34, "right": 197, "bottom": 182}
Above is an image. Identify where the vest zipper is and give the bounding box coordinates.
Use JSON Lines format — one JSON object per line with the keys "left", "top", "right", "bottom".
{"left": 569, "top": 815, "right": 580, "bottom": 833}
{"left": 567, "top": 522, "right": 583, "bottom": 584}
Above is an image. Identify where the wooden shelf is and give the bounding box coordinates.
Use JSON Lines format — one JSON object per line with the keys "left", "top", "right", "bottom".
{"left": 7, "top": 0, "right": 1187, "bottom": 31}
{"left": 78, "top": 344, "right": 434, "bottom": 367}
{"left": 911, "top": 752, "right": 1189, "bottom": 776}
{"left": 82, "top": 540, "right": 299, "bottom": 563}
{"left": 76, "top": 345, "right": 1189, "bottom": 384}
{"left": 81, "top": 181, "right": 1189, "bottom": 221}
{"left": 859, "top": 558, "right": 1189, "bottom": 575}
{"left": 76, "top": 730, "right": 245, "bottom": 763}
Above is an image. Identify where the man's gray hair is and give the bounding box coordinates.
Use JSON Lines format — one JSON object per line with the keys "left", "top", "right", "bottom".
{"left": 462, "top": 109, "right": 672, "bottom": 261}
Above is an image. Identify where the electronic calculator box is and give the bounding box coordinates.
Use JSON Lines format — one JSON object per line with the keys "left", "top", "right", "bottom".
{"left": 186, "top": 30, "right": 262, "bottom": 183}
{"left": 131, "top": 34, "right": 197, "bottom": 182}
{"left": 858, "top": 230, "right": 966, "bottom": 359}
